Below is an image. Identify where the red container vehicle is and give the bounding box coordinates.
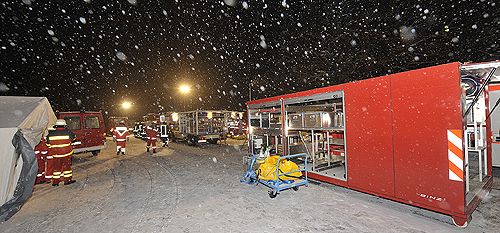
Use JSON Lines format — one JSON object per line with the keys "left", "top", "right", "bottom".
{"left": 246, "top": 61, "right": 500, "bottom": 227}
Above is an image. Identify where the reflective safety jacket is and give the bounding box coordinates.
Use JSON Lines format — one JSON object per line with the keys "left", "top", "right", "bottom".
{"left": 35, "top": 137, "right": 48, "bottom": 160}
{"left": 45, "top": 127, "right": 77, "bottom": 158}
{"left": 113, "top": 124, "right": 129, "bottom": 141}
{"left": 146, "top": 125, "right": 159, "bottom": 139}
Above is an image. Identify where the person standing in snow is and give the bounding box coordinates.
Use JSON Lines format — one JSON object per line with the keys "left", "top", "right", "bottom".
{"left": 146, "top": 121, "right": 159, "bottom": 153}
{"left": 34, "top": 136, "right": 48, "bottom": 184}
{"left": 46, "top": 119, "right": 76, "bottom": 186}
{"left": 113, "top": 120, "right": 129, "bottom": 155}
{"left": 44, "top": 126, "right": 55, "bottom": 183}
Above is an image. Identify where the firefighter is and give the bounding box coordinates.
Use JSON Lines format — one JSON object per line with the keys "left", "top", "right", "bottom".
{"left": 146, "top": 121, "right": 159, "bottom": 153}
{"left": 34, "top": 136, "right": 48, "bottom": 184}
{"left": 113, "top": 120, "right": 129, "bottom": 155}
{"left": 160, "top": 122, "right": 170, "bottom": 147}
{"left": 46, "top": 119, "right": 76, "bottom": 186}
{"left": 44, "top": 126, "right": 55, "bottom": 183}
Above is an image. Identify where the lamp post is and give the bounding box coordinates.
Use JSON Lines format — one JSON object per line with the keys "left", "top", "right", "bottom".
{"left": 249, "top": 79, "right": 256, "bottom": 102}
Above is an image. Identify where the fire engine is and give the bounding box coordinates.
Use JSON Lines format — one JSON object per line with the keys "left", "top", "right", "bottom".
{"left": 227, "top": 112, "right": 248, "bottom": 137}
{"left": 172, "top": 110, "right": 244, "bottom": 146}
{"left": 57, "top": 110, "right": 107, "bottom": 156}
{"left": 246, "top": 61, "right": 500, "bottom": 227}
{"left": 107, "top": 116, "right": 129, "bottom": 136}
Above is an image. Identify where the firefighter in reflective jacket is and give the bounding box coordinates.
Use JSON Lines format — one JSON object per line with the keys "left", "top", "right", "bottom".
{"left": 146, "top": 121, "right": 159, "bottom": 153}
{"left": 44, "top": 126, "right": 55, "bottom": 183}
{"left": 34, "top": 137, "right": 48, "bottom": 184}
{"left": 46, "top": 119, "right": 77, "bottom": 186}
{"left": 113, "top": 121, "right": 129, "bottom": 155}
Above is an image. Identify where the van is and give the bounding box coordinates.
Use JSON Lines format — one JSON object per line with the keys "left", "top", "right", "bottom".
{"left": 57, "top": 111, "right": 107, "bottom": 155}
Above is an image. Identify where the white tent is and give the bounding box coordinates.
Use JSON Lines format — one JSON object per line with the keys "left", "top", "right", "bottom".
{"left": 0, "top": 96, "right": 57, "bottom": 223}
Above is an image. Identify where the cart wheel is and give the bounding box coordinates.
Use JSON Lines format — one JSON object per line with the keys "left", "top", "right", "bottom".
{"left": 452, "top": 216, "right": 471, "bottom": 228}
{"left": 268, "top": 189, "right": 278, "bottom": 198}
{"left": 292, "top": 186, "right": 299, "bottom": 191}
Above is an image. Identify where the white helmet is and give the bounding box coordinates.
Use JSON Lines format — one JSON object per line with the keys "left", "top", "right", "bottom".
{"left": 55, "top": 119, "right": 67, "bottom": 126}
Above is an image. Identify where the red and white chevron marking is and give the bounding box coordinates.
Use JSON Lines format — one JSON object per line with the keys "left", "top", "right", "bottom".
{"left": 448, "top": 129, "right": 464, "bottom": 182}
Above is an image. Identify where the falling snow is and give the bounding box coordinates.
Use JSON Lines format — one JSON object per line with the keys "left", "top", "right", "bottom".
{"left": 0, "top": 0, "right": 498, "bottom": 120}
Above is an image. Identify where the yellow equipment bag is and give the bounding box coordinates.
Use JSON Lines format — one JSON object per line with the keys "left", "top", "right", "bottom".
{"left": 258, "top": 156, "right": 301, "bottom": 181}
{"left": 258, "top": 156, "right": 279, "bottom": 180}
{"left": 279, "top": 160, "right": 302, "bottom": 180}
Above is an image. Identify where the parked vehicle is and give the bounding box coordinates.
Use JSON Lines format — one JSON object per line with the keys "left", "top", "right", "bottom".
{"left": 107, "top": 116, "right": 129, "bottom": 136}
{"left": 172, "top": 110, "right": 244, "bottom": 146}
{"left": 57, "top": 110, "right": 107, "bottom": 155}
{"left": 227, "top": 119, "right": 247, "bottom": 137}
{"left": 246, "top": 61, "right": 500, "bottom": 227}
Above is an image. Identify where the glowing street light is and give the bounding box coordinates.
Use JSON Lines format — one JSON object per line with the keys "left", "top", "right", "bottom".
{"left": 180, "top": 85, "right": 190, "bottom": 111}
{"left": 180, "top": 85, "right": 190, "bottom": 93}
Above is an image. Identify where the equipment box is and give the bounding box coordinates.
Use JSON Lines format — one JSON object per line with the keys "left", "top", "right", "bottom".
{"left": 304, "top": 113, "right": 320, "bottom": 127}
{"left": 288, "top": 114, "right": 303, "bottom": 128}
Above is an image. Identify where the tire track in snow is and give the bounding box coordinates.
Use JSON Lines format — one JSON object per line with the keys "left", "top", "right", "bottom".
{"left": 13, "top": 155, "right": 119, "bottom": 232}
{"left": 127, "top": 150, "right": 180, "bottom": 231}
{"left": 16, "top": 157, "right": 95, "bottom": 232}
{"left": 126, "top": 154, "right": 155, "bottom": 231}
{"left": 151, "top": 153, "right": 180, "bottom": 207}
{"left": 65, "top": 161, "right": 119, "bottom": 228}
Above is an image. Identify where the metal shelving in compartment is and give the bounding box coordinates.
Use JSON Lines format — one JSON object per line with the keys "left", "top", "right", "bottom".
{"left": 248, "top": 101, "right": 283, "bottom": 155}
{"left": 284, "top": 91, "right": 347, "bottom": 181}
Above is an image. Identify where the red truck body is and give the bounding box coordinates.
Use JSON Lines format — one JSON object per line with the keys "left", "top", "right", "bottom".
{"left": 247, "top": 61, "right": 500, "bottom": 227}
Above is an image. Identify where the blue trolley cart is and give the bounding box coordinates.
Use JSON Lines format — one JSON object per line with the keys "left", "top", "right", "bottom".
{"left": 241, "top": 152, "right": 308, "bottom": 198}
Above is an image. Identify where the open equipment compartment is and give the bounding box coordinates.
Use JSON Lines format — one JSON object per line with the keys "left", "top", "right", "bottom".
{"left": 246, "top": 61, "right": 500, "bottom": 227}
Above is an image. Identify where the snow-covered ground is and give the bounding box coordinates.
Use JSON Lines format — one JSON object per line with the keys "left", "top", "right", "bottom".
{"left": 1, "top": 137, "right": 499, "bottom": 232}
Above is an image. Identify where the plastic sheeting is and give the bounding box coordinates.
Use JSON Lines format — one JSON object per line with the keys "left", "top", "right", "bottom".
{"left": 0, "top": 131, "right": 37, "bottom": 223}
{"left": 0, "top": 96, "right": 57, "bottom": 223}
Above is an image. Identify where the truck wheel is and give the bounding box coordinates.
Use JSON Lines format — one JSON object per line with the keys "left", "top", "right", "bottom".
{"left": 452, "top": 216, "right": 471, "bottom": 228}
{"left": 92, "top": 150, "right": 100, "bottom": 156}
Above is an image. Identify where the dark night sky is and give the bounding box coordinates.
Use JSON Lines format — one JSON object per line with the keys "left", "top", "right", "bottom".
{"left": 1, "top": 0, "right": 499, "bottom": 120}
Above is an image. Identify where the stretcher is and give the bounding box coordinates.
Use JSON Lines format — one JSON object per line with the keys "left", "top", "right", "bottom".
{"left": 241, "top": 152, "right": 308, "bottom": 198}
